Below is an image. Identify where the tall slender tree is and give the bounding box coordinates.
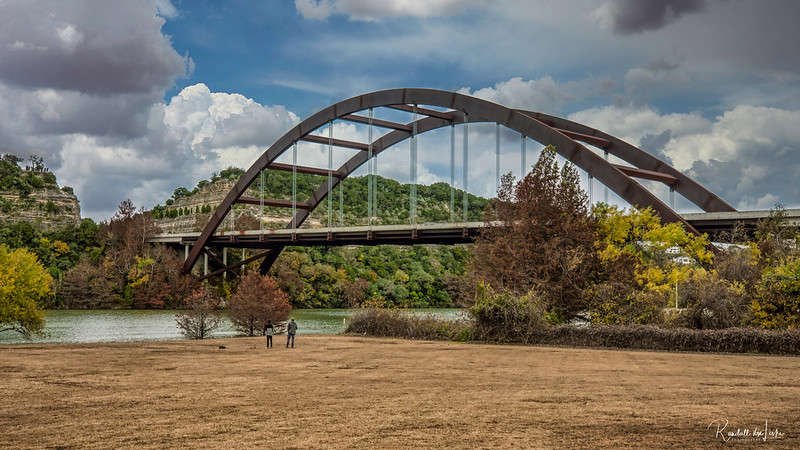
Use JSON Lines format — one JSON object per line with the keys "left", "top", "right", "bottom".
{"left": 468, "top": 145, "right": 596, "bottom": 320}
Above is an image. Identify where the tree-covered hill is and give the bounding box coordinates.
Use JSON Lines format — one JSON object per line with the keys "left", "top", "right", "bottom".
{"left": 153, "top": 166, "right": 491, "bottom": 231}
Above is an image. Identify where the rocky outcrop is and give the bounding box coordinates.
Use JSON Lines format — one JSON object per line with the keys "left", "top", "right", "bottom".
{"left": 154, "top": 180, "right": 301, "bottom": 234}
{"left": 0, "top": 187, "right": 81, "bottom": 229}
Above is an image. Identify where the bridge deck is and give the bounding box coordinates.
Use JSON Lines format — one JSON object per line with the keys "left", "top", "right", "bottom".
{"left": 150, "top": 222, "right": 485, "bottom": 248}
{"left": 682, "top": 209, "right": 800, "bottom": 232}
{"left": 150, "top": 209, "right": 800, "bottom": 249}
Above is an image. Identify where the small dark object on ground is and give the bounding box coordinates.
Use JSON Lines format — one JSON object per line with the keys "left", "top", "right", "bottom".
{"left": 218, "top": 345, "right": 226, "bottom": 349}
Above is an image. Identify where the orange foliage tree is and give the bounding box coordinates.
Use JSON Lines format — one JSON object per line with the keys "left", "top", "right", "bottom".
{"left": 468, "top": 145, "right": 596, "bottom": 321}
{"left": 227, "top": 272, "right": 292, "bottom": 336}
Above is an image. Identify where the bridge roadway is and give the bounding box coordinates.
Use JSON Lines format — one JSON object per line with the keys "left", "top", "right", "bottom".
{"left": 148, "top": 209, "right": 800, "bottom": 249}
{"left": 149, "top": 221, "right": 485, "bottom": 249}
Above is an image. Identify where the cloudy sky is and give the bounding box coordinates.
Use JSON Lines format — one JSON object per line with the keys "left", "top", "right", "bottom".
{"left": 1, "top": 0, "right": 799, "bottom": 221}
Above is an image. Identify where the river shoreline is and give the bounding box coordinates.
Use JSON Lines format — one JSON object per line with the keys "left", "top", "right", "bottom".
{"left": 0, "top": 308, "right": 463, "bottom": 345}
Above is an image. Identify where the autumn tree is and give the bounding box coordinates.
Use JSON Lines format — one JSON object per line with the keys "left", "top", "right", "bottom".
{"left": 588, "top": 204, "right": 713, "bottom": 325}
{"left": 175, "top": 286, "right": 221, "bottom": 339}
{"left": 59, "top": 256, "right": 115, "bottom": 309}
{"left": 99, "top": 199, "right": 162, "bottom": 284}
{"left": 269, "top": 251, "right": 311, "bottom": 306}
{"left": 227, "top": 272, "right": 291, "bottom": 336}
{"left": 126, "top": 246, "right": 198, "bottom": 309}
{"left": 469, "top": 145, "right": 596, "bottom": 321}
{"left": 754, "top": 204, "right": 798, "bottom": 265}
{"left": 751, "top": 261, "right": 800, "bottom": 328}
{"left": 0, "top": 245, "right": 52, "bottom": 336}
{"left": 98, "top": 199, "right": 183, "bottom": 307}
{"left": 339, "top": 278, "right": 370, "bottom": 307}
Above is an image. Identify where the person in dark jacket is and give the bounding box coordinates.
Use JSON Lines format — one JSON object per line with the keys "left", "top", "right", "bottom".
{"left": 265, "top": 320, "right": 274, "bottom": 348}
{"left": 286, "top": 318, "right": 297, "bottom": 348}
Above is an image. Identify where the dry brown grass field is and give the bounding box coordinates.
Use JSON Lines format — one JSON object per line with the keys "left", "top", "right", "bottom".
{"left": 2, "top": 335, "right": 798, "bottom": 448}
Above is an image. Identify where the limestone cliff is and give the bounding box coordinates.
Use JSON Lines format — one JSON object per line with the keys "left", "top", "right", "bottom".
{"left": 154, "top": 180, "right": 302, "bottom": 234}
{"left": 0, "top": 175, "right": 81, "bottom": 229}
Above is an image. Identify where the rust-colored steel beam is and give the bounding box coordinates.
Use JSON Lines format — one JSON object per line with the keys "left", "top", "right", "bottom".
{"left": 612, "top": 164, "right": 678, "bottom": 185}
{"left": 197, "top": 250, "right": 274, "bottom": 282}
{"left": 521, "top": 110, "right": 736, "bottom": 214}
{"left": 387, "top": 104, "right": 456, "bottom": 121}
{"left": 301, "top": 134, "right": 369, "bottom": 151}
{"left": 267, "top": 162, "right": 342, "bottom": 178}
{"left": 554, "top": 128, "right": 612, "bottom": 149}
{"left": 341, "top": 114, "right": 413, "bottom": 132}
{"left": 235, "top": 196, "right": 311, "bottom": 209}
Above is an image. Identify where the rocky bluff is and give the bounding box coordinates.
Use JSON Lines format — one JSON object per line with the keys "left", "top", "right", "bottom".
{"left": 0, "top": 169, "right": 81, "bottom": 229}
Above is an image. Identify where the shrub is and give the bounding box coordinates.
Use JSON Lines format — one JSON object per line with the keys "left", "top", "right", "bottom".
{"left": 175, "top": 286, "right": 221, "bottom": 339}
{"left": 674, "top": 270, "right": 750, "bottom": 329}
{"left": 715, "top": 244, "right": 761, "bottom": 287}
{"left": 468, "top": 283, "right": 548, "bottom": 343}
{"left": 345, "top": 306, "right": 469, "bottom": 341}
{"left": 587, "top": 283, "right": 666, "bottom": 325}
{"left": 751, "top": 257, "right": 800, "bottom": 329}
{"left": 525, "top": 324, "right": 800, "bottom": 355}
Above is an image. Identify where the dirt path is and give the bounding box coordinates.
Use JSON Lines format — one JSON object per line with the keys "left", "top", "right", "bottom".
{"left": 2, "top": 335, "right": 798, "bottom": 448}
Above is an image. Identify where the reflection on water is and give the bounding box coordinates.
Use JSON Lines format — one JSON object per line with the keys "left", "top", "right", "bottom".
{"left": 0, "top": 308, "right": 465, "bottom": 345}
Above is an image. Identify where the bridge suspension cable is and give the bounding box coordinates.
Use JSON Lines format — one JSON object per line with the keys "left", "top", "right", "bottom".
{"left": 259, "top": 168, "right": 264, "bottom": 237}
{"left": 495, "top": 123, "right": 500, "bottom": 194}
{"left": 327, "top": 121, "right": 333, "bottom": 230}
{"left": 292, "top": 142, "right": 297, "bottom": 233}
{"left": 462, "top": 113, "right": 469, "bottom": 224}
{"left": 411, "top": 104, "right": 418, "bottom": 227}
{"left": 368, "top": 108, "right": 374, "bottom": 229}
{"left": 521, "top": 133, "right": 526, "bottom": 180}
{"left": 450, "top": 124, "right": 456, "bottom": 223}
{"left": 604, "top": 150, "right": 609, "bottom": 203}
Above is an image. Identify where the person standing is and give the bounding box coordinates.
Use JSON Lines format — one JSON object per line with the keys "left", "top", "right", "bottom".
{"left": 265, "top": 320, "right": 274, "bottom": 348}
{"left": 286, "top": 318, "right": 297, "bottom": 348}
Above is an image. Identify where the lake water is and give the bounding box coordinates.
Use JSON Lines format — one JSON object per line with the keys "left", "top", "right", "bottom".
{"left": 0, "top": 308, "right": 465, "bottom": 345}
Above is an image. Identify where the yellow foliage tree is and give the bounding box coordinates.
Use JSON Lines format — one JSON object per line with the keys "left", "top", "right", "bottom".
{"left": 589, "top": 204, "right": 712, "bottom": 324}
{"left": 0, "top": 244, "right": 52, "bottom": 336}
{"left": 52, "top": 240, "right": 70, "bottom": 257}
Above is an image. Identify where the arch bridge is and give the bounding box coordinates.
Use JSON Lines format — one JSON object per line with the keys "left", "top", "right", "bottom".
{"left": 172, "top": 88, "right": 735, "bottom": 279}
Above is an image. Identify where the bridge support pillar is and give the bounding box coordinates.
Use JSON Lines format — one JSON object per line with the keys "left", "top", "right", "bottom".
{"left": 223, "top": 248, "right": 227, "bottom": 280}
{"left": 670, "top": 187, "right": 675, "bottom": 210}
{"left": 184, "top": 244, "right": 189, "bottom": 261}
{"left": 521, "top": 133, "right": 526, "bottom": 177}
{"left": 204, "top": 253, "right": 208, "bottom": 276}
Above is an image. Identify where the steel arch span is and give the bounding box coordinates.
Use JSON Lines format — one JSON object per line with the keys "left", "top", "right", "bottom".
{"left": 182, "top": 88, "right": 735, "bottom": 276}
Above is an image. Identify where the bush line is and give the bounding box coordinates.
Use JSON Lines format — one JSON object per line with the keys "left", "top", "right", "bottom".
{"left": 345, "top": 308, "right": 800, "bottom": 355}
